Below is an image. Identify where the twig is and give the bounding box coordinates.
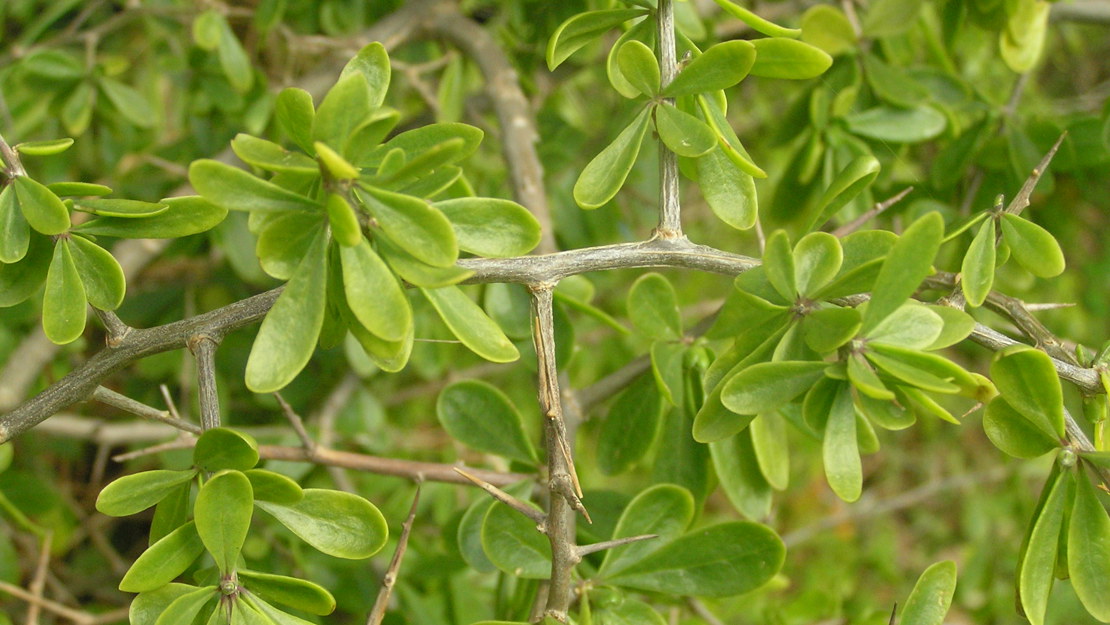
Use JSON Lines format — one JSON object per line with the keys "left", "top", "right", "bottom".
{"left": 188, "top": 335, "right": 221, "bottom": 431}
{"left": 91, "top": 386, "right": 202, "bottom": 435}
{"left": 1004, "top": 131, "right": 1066, "bottom": 216}
{"left": 655, "top": 0, "right": 682, "bottom": 239}
{"left": 258, "top": 445, "right": 527, "bottom": 487}
{"left": 366, "top": 485, "right": 422, "bottom": 625}
{"left": 91, "top": 309, "right": 132, "bottom": 347}
{"left": 313, "top": 373, "right": 361, "bottom": 493}
{"left": 454, "top": 468, "right": 545, "bottom": 524}
{"left": 831, "top": 187, "right": 914, "bottom": 237}
{"left": 575, "top": 533, "right": 657, "bottom": 558}
{"left": 0, "top": 580, "right": 115, "bottom": 625}
{"left": 274, "top": 392, "right": 315, "bottom": 450}
{"left": 686, "top": 597, "right": 727, "bottom": 625}
{"left": 159, "top": 384, "right": 182, "bottom": 421}
{"left": 26, "top": 530, "right": 52, "bottom": 625}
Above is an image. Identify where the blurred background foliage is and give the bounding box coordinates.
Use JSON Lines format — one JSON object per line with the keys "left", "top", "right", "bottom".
{"left": 0, "top": 0, "right": 1108, "bottom": 623}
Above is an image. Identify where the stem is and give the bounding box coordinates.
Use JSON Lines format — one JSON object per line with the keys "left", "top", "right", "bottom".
{"left": 367, "top": 486, "right": 421, "bottom": 625}
{"left": 188, "top": 334, "right": 222, "bottom": 431}
{"left": 655, "top": 0, "right": 682, "bottom": 239}
{"left": 91, "top": 386, "right": 202, "bottom": 434}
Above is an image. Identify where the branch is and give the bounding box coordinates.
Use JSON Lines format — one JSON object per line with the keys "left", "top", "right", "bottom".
{"left": 655, "top": 0, "right": 682, "bottom": 239}
{"left": 258, "top": 445, "right": 528, "bottom": 487}
{"left": 366, "top": 486, "right": 421, "bottom": 625}
{"left": 188, "top": 335, "right": 222, "bottom": 431}
{"left": 454, "top": 468, "right": 545, "bottom": 524}
{"left": 575, "top": 533, "right": 657, "bottom": 558}
{"left": 91, "top": 386, "right": 202, "bottom": 435}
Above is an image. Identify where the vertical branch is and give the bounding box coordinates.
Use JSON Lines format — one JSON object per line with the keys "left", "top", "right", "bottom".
{"left": 188, "top": 335, "right": 221, "bottom": 431}
{"left": 655, "top": 0, "right": 682, "bottom": 239}
{"left": 366, "top": 485, "right": 421, "bottom": 625}
{"left": 529, "top": 286, "right": 582, "bottom": 622}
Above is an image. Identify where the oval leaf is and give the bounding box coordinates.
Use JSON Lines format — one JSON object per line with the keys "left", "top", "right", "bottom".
{"left": 434, "top": 197, "right": 541, "bottom": 258}
{"left": 721, "top": 361, "right": 829, "bottom": 416}
{"left": 480, "top": 501, "right": 550, "bottom": 578}
{"left": 73, "top": 199, "right": 168, "bottom": 218}
{"left": 14, "top": 175, "right": 70, "bottom": 235}
{"left": 793, "top": 231, "right": 842, "bottom": 296}
{"left": 437, "top": 380, "right": 538, "bottom": 464}
{"left": 860, "top": 211, "right": 943, "bottom": 333}
{"left": 962, "top": 218, "right": 997, "bottom": 307}
{"left": 422, "top": 285, "right": 519, "bottom": 363}
{"left": 546, "top": 8, "right": 649, "bottom": 70}
{"left": 573, "top": 107, "right": 652, "bottom": 209}
{"left": 194, "top": 428, "right": 260, "bottom": 472}
{"left": 340, "top": 238, "right": 412, "bottom": 342}
{"left": 663, "top": 40, "right": 756, "bottom": 97}
{"left": 654, "top": 104, "right": 716, "bottom": 157}
{"left": 1068, "top": 472, "right": 1110, "bottom": 621}
{"left": 152, "top": 585, "right": 217, "bottom": 625}
{"left": 189, "top": 160, "right": 317, "bottom": 214}
{"left": 628, "top": 273, "right": 682, "bottom": 341}
{"left": 67, "top": 235, "right": 125, "bottom": 311}
{"left": 256, "top": 489, "right": 388, "bottom": 559}
{"left": 846, "top": 105, "right": 947, "bottom": 143}
{"left": 598, "top": 373, "right": 665, "bottom": 475}
{"left": 243, "top": 470, "right": 303, "bottom": 506}
{"left": 1020, "top": 471, "right": 1070, "bottom": 625}
{"left": 42, "top": 240, "right": 87, "bottom": 344}
{"left": 74, "top": 196, "right": 228, "bottom": 239}
{"left": 823, "top": 387, "right": 861, "bottom": 502}
{"left": 0, "top": 185, "right": 30, "bottom": 263}
{"left": 120, "top": 521, "right": 205, "bottom": 593}
{"left": 195, "top": 470, "right": 253, "bottom": 573}
{"left": 899, "top": 561, "right": 957, "bottom": 625}
{"left": 696, "top": 145, "right": 757, "bottom": 230}
{"left": 15, "top": 138, "right": 74, "bottom": 156}
{"left": 990, "top": 346, "right": 1065, "bottom": 440}
{"left": 97, "top": 469, "right": 197, "bottom": 517}
{"left": 237, "top": 570, "right": 335, "bottom": 615}
{"left": 999, "top": 213, "right": 1065, "bottom": 278}
{"left": 358, "top": 186, "right": 457, "bottom": 268}
{"left": 750, "top": 38, "right": 832, "bottom": 80}
{"left": 599, "top": 484, "right": 694, "bottom": 577}
{"left": 616, "top": 40, "right": 660, "bottom": 97}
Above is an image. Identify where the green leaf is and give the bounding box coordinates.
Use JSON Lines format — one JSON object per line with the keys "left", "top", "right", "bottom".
{"left": 616, "top": 40, "right": 660, "bottom": 97}
{"left": 458, "top": 495, "right": 500, "bottom": 573}
{"left": 98, "top": 78, "right": 156, "bottom": 127}
{"left": 195, "top": 470, "right": 253, "bottom": 573}
{"left": 42, "top": 240, "right": 86, "bottom": 344}
{"left": 802, "top": 307, "right": 860, "bottom": 353}
{"left": 762, "top": 230, "right": 796, "bottom": 301}
{"left": 750, "top": 38, "right": 832, "bottom": 80}
{"left": 192, "top": 10, "right": 222, "bottom": 49}
{"left": 1068, "top": 471, "right": 1110, "bottom": 621}
{"left": 823, "top": 387, "right": 861, "bottom": 502}
{"left": 710, "top": 429, "right": 773, "bottom": 519}
{"left": 863, "top": 54, "right": 929, "bottom": 109}
{"left": 546, "top": 8, "right": 649, "bottom": 70}
{"left": 654, "top": 104, "right": 716, "bottom": 157}
{"left": 573, "top": 107, "right": 652, "bottom": 209}
{"left": 437, "top": 380, "right": 538, "bottom": 464}
{"left": 868, "top": 343, "right": 978, "bottom": 394}
{"left": 313, "top": 73, "right": 372, "bottom": 151}
{"left": 594, "top": 598, "right": 667, "bottom": 625}
{"left": 217, "top": 16, "right": 253, "bottom": 92}
{"left": 243, "top": 470, "right": 303, "bottom": 506}
{"left": 866, "top": 351, "right": 959, "bottom": 394}
{"left": 348, "top": 317, "right": 413, "bottom": 373}
{"left": 812, "top": 155, "right": 880, "bottom": 230}
{"left": 369, "top": 122, "right": 483, "bottom": 169}
{"left": 73, "top": 196, "right": 227, "bottom": 239}
{"left": 324, "top": 193, "right": 362, "bottom": 247}
{"left": 189, "top": 160, "right": 317, "bottom": 214}
{"left": 711, "top": 0, "right": 802, "bottom": 38}
{"left": 961, "top": 218, "right": 996, "bottom": 307}
{"left": 663, "top": 40, "right": 756, "bottom": 97}
{"left": 193, "top": 428, "right": 259, "bottom": 472}
{"left": 275, "top": 88, "right": 316, "bottom": 154}
{"left": 257, "top": 489, "right": 387, "bottom": 559}
{"left": 47, "top": 181, "right": 112, "bottom": 197}
{"left": 862, "top": 0, "right": 923, "bottom": 38}
{"left": 340, "top": 42, "right": 390, "bottom": 108}
{"left": 245, "top": 229, "right": 327, "bottom": 393}
{"left": 237, "top": 570, "right": 335, "bottom": 615}
{"left": 696, "top": 145, "right": 757, "bottom": 230}
{"left": 861, "top": 211, "right": 943, "bottom": 333}
{"left": 627, "top": 273, "right": 682, "bottom": 341}
{"left": 231, "top": 134, "right": 318, "bottom": 174}
{"left": 598, "top": 373, "right": 665, "bottom": 475}
{"left": 434, "top": 197, "right": 541, "bottom": 257}
{"left": 340, "top": 238, "right": 411, "bottom": 341}
{"left": 607, "top": 19, "right": 655, "bottom": 98}
{"left": 241, "top": 594, "right": 317, "bottom": 625}
{"left": 865, "top": 303, "right": 943, "bottom": 349}
{"left": 15, "top": 138, "right": 74, "bottom": 156}
{"left": 481, "top": 501, "right": 550, "bottom": 578}
{"left": 608, "top": 521, "right": 784, "bottom": 596}
{"left": 1020, "top": 471, "right": 1070, "bottom": 625}
{"left": 899, "top": 561, "right": 957, "bottom": 625}
{"left": 651, "top": 340, "right": 685, "bottom": 406}
{"left": 925, "top": 305, "right": 977, "bottom": 350}
{"left": 72, "top": 199, "right": 168, "bottom": 218}
{"left": 256, "top": 213, "right": 324, "bottom": 280}
{"left": 1001, "top": 0, "right": 1050, "bottom": 73}
{"left": 697, "top": 94, "right": 767, "bottom": 178}
{"left": 314, "top": 141, "right": 360, "bottom": 180}
{"left": 422, "top": 286, "right": 519, "bottom": 363}
{"left": 358, "top": 186, "right": 457, "bottom": 268}
{"left": 990, "top": 346, "right": 1065, "bottom": 439}
{"left": 800, "top": 5, "right": 857, "bottom": 56}
{"left": 847, "top": 352, "right": 893, "bottom": 400}
{"left": 794, "top": 231, "right": 842, "bottom": 296}
{"left": 153, "top": 585, "right": 217, "bottom": 625}
{"left": 600, "top": 484, "right": 694, "bottom": 577}
{"left": 376, "top": 235, "right": 473, "bottom": 288}
{"left": 721, "top": 361, "right": 828, "bottom": 416}
{"left": 129, "top": 584, "right": 202, "bottom": 625}
{"left": 97, "top": 469, "right": 197, "bottom": 517}
{"left": 14, "top": 175, "right": 70, "bottom": 235}
{"left": 750, "top": 412, "right": 789, "bottom": 490}
{"left": 65, "top": 236, "right": 124, "bottom": 311}
{"left": 119, "top": 521, "right": 205, "bottom": 592}
{"left": 0, "top": 185, "right": 29, "bottom": 263}
{"left": 998, "top": 213, "right": 1065, "bottom": 278}
{"left": 845, "top": 105, "right": 947, "bottom": 143}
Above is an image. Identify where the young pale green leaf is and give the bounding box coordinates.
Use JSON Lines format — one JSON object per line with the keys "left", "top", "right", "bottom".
{"left": 15, "top": 138, "right": 74, "bottom": 156}
{"left": 708, "top": 286, "right": 788, "bottom": 339}
{"left": 97, "top": 469, "right": 197, "bottom": 517}
{"left": 1000, "top": 0, "right": 1049, "bottom": 73}
{"left": 869, "top": 343, "right": 978, "bottom": 392}
{"left": 72, "top": 199, "right": 168, "bottom": 218}
{"left": 899, "top": 561, "right": 957, "bottom": 625}
{"left": 14, "top": 175, "right": 70, "bottom": 235}
{"left": 598, "top": 373, "right": 665, "bottom": 475}
{"left": 217, "top": 16, "right": 253, "bottom": 93}
{"left": 340, "top": 42, "right": 390, "bottom": 109}
{"left": 324, "top": 193, "right": 362, "bottom": 247}
{"left": 627, "top": 273, "right": 682, "bottom": 341}
{"left": 793, "top": 231, "right": 842, "bottom": 296}
{"left": 73, "top": 196, "right": 227, "bottom": 239}
{"left": 119, "top": 521, "right": 205, "bottom": 593}
{"left": 857, "top": 390, "right": 916, "bottom": 430}
{"left": 998, "top": 213, "right": 1065, "bottom": 278}
{"left": 98, "top": 78, "right": 156, "bottom": 127}
{"left": 574, "top": 107, "right": 652, "bottom": 209}
{"left": 241, "top": 594, "right": 318, "bottom": 625}
{"left": 245, "top": 230, "right": 327, "bottom": 393}
{"left": 66, "top": 235, "right": 125, "bottom": 311}
{"left": 376, "top": 235, "right": 473, "bottom": 288}
{"left": 823, "top": 387, "right": 861, "bottom": 502}
{"left": 607, "top": 522, "right": 785, "bottom": 596}
{"left": 243, "top": 470, "right": 303, "bottom": 506}
{"left": 750, "top": 38, "right": 832, "bottom": 80}
{"left": 481, "top": 501, "right": 550, "bottom": 578}
{"left": 340, "top": 238, "right": 411, "bottom": 342}
{"left": 711, "top": 0, "right": 801, "bottom": 38}
{"left": 845, "top": 105, "right": 947, "bottom": 143}
{"left": 866, "top": 351, "right": 959, "bottom": 394}
{"left": 721, "top": 361, "right": 828, "bottom": 416}
{"left": 651, "top": 340, "right": 685, "bottom": 406}
{"left": 861, "top": 211, "right": 943, "bottom": 333}
{"left": 800, "top": 5, "right": 857, "bottom": 56}
{"left": 924, "top": 305, "right": 977, "bottom": 350}
{"left": 962, "top": 218, "right": 997, "bottom": 307}
{"left": 599, "top": 484, "right": 695, "bottom": 577}
{"left": 255, "top": 213, "right": 324, "bottom": 280}
{"left": 654, "top": 104, "right": 716, "bottom": 157}
{"left": 314, "top": 142, "right": 360, "bottom": 180}
{"left": 192, "top": 10, "right": 222, "bottom": 50}
{"left": 750, "top": 412, "right": 789, "bottom": 490}
{"left": 152, "top": 585, "right": 217, "bottom": 625}
{"left": 257, "top": 489, "right": 387, "bottom": 559}
{"left": 237, "top": 570, "right": 335, "bottom": 616}
{"left": 0, "top": 185, "right": 29, "bottom": 263}
{"left": 616, "top": 40, "right": 660, "bottom": 97}
{"left": 802, "top": 307, "right": 860, "bottom": 353}
{"left": 193, "top": 428, "right": 259, "bottom": 472}
{"left": 607, "top": 19, "right": 655, "bottom": 98}
{"left": 1020, "top": 471, "right": 1071, "bottom": 625}
{"left": 42, "top": 240, "right": 86, "bottom": 344}
{"left": 434, "top": 197, "right": 541, "bottom": 257}
{"left": 312, "top": 73, "right": 372, "bottom": 151}
{"left": 195, "top": 470, "right": 253, "bottom": 573}
{"left": 990, "top": 346, "right": 1065, "bottom": 439}
{"left": 189, "top": 160, "right": 317, "bottom": 214}
{"left": 437, "top": 380, "right": 538, "bottom": 464}
{"left": 663, "top": 40, "right": 756, "bottom": 97}
{"left": 762, "top": 230, "right": 796, "bottom": 301}
{"left": 696, "top": 145, "right": 757, "bottom": 230}
{"left": 369, "top": 122, "right": 483, "bottom": 169}
{"left": 358, "top": 186, "right": 458, "bottom": 267}
{"left": 546, "top": 8, "right": 649, "bottom": 70}
{"left": 1068, "top": 471, "right": 1110, "bottom": 621}
{"left": 275, "top": 88, "right": 316, "bottom": 154}
{"left": 812, "top": 155, "right": 880, "bottom": 230}
{"left": 709, "top": 430, "right": 773, "bottom": 519}
{"left": 422, "top": 286, "right": 518, "bottom": 362}
{"left": 231, "top": 134, "right": 317, "bottom": 174}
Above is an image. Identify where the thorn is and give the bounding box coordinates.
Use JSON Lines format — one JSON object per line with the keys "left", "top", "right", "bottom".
{"left": 454, "top": 468, "right": 545, "bottom": 524}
